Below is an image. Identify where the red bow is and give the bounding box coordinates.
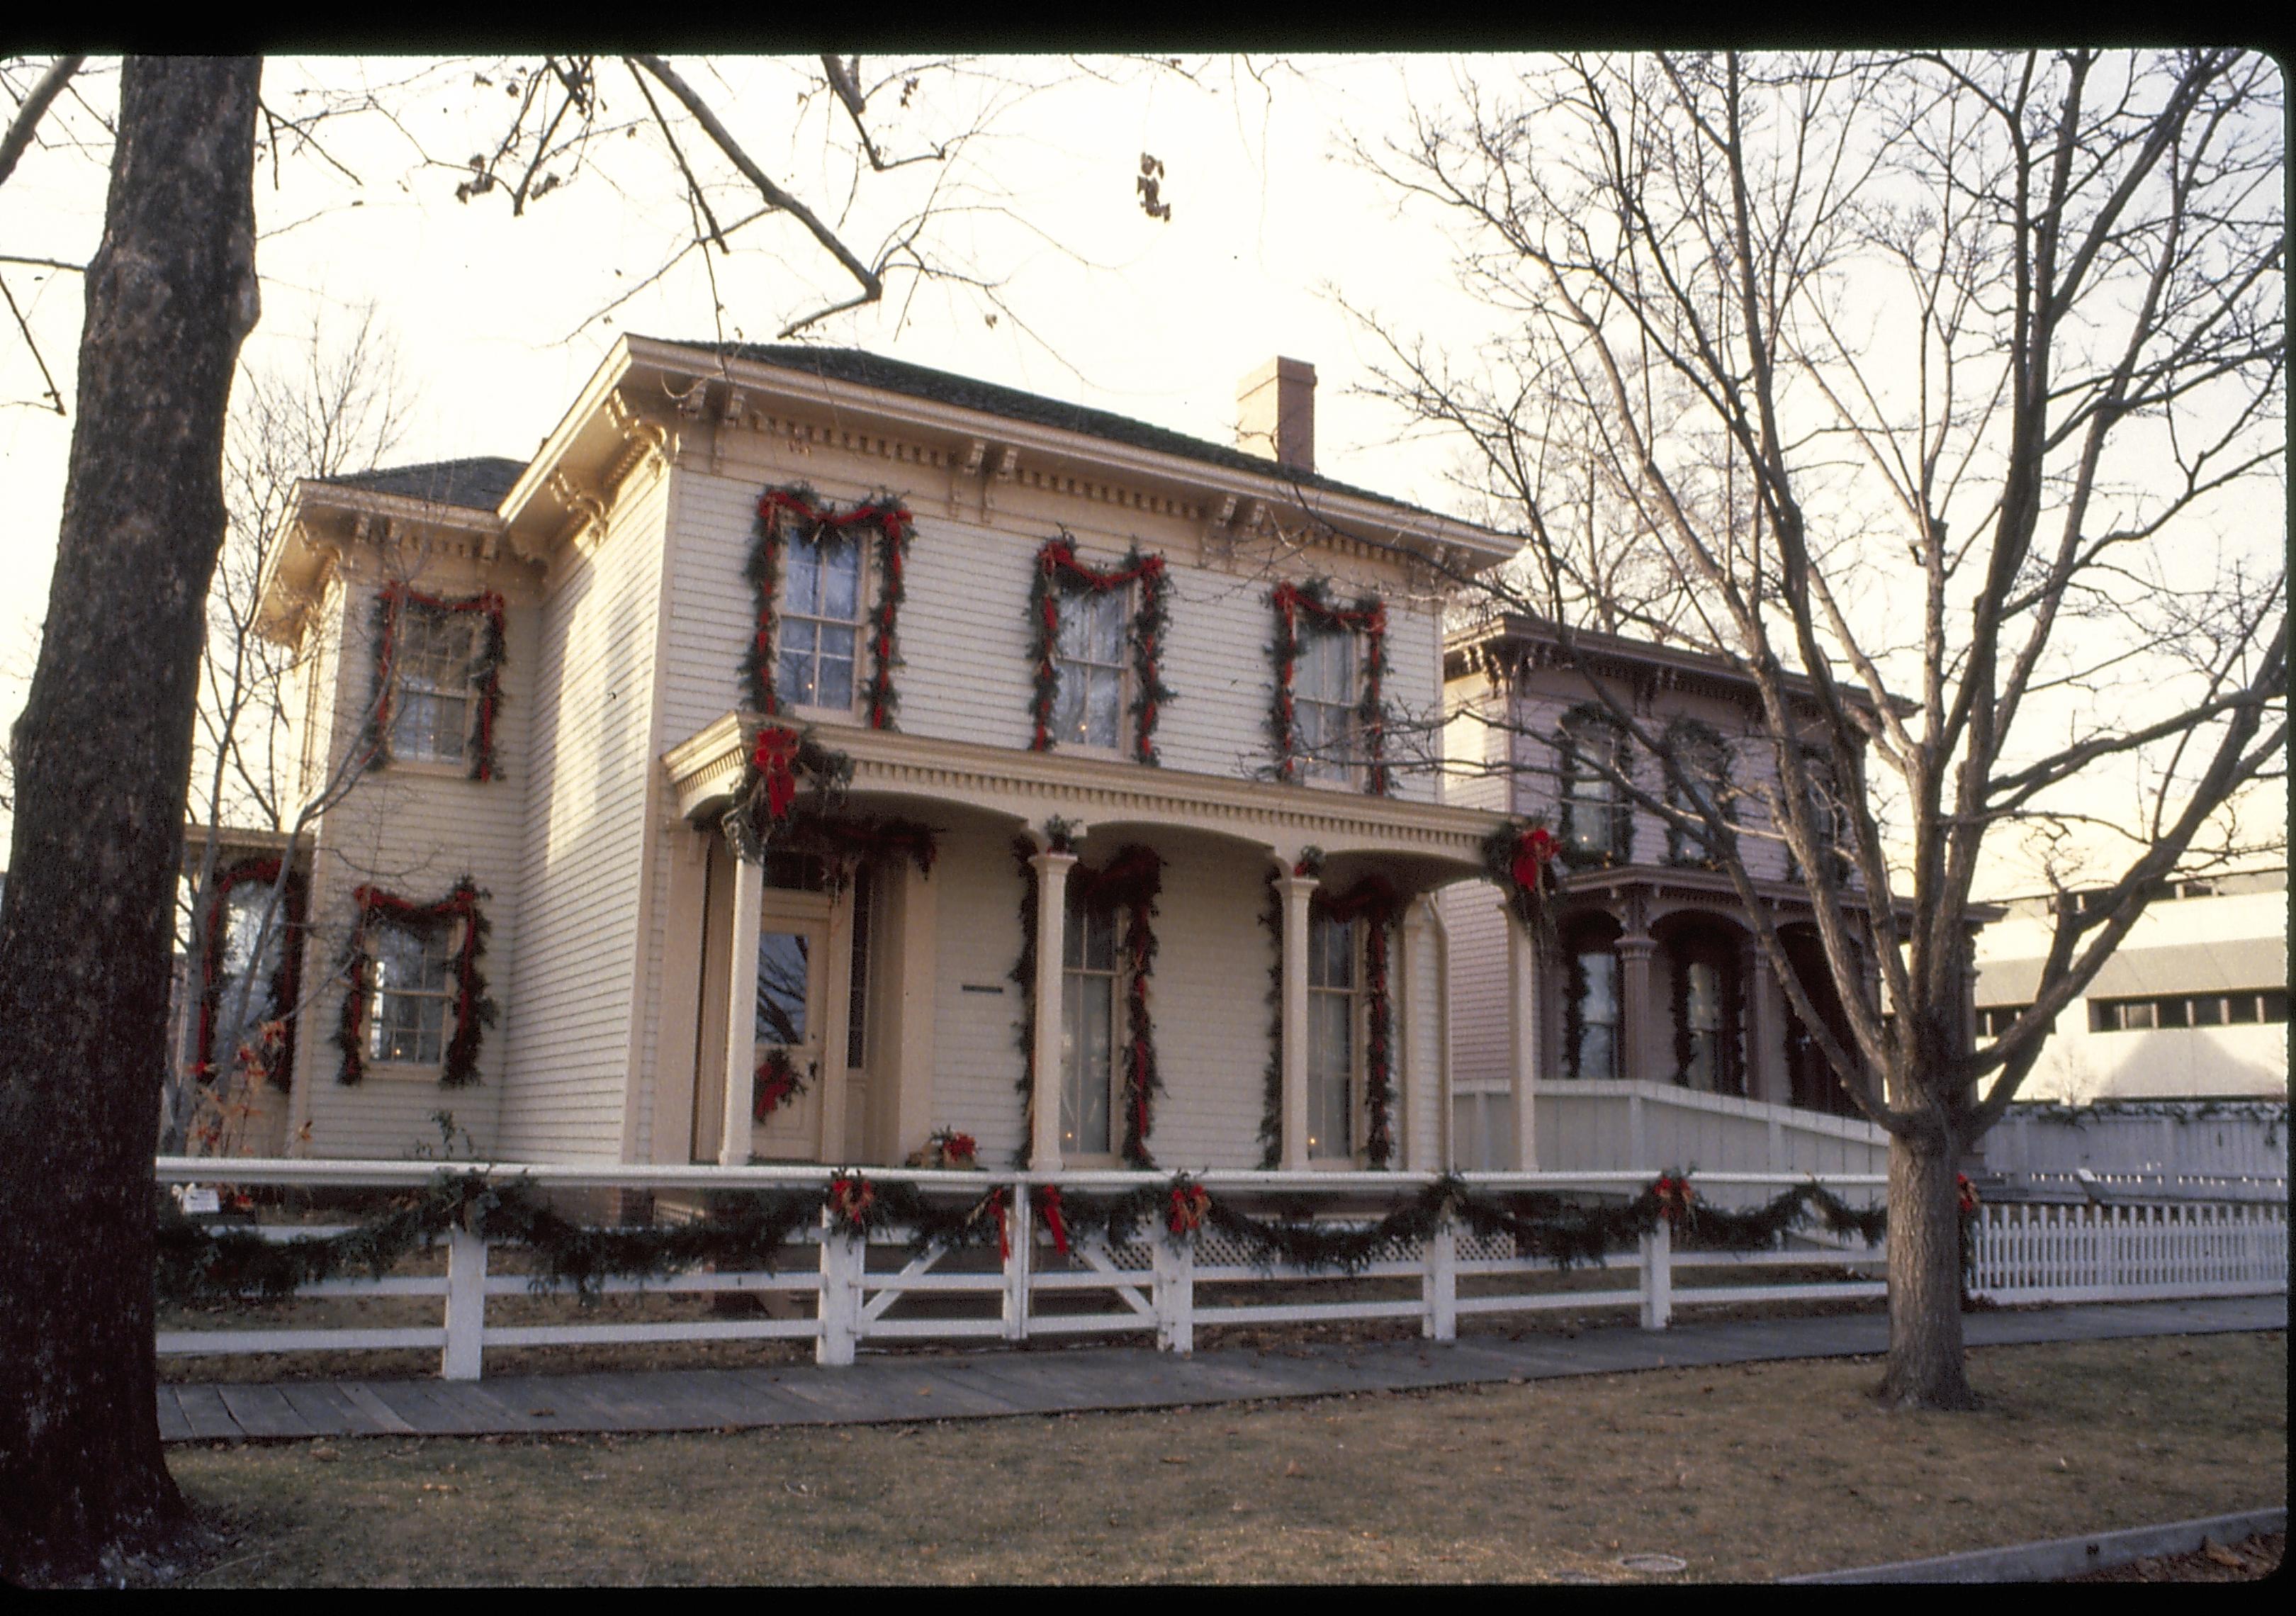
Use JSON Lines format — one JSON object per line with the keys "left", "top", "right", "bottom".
{"left": 1652, "top": 1174, "right": 1693, "bottom": 1225}
{"left": 1035, "top": 1185, "right": 1071, "bottom": 1256}
{"left": 1168, "top": 1183, "right": 1211, "bottom": 1236}
{"left": 1511, "top": 828, "right": 1557, "bottom": 892}
{"left": 752, "top": 727, "right": 801, "bottom": 822}
{"left": 1957, "top": 1173, "right": 1979, "bottom": 1216}
{"left": 827, "top": 1173, "right": 876, "bottom": 1232}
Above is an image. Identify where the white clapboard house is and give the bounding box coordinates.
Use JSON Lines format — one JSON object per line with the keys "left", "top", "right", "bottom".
{"left": 193, "top": 342, "right": 1539, "bottom": 1174}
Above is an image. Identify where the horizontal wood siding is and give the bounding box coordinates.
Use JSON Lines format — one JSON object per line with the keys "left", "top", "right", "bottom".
{"left": 498, "top": 468, "right": 671, "bottom": 1160}
{"left": 291, "top": 554, "right": 535, "bottom": 1161}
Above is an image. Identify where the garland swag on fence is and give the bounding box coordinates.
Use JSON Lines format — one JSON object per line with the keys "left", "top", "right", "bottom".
{"left": 193, "top": 857, "right": 308, "bottom": 1090}
{"left": 154, "top": 1169, "right": 1886, "bottom": 1308}
{"left": 1027, "top": 537, "right": 1174, "bottom": 763}
{"left": 1010, "top": 839, "right": 1166, "bottom": 1169}
{"left": 746, "top": 485, "right": 915, "bottom": 730}
{"left": 334, "top": 878, "right": 496, "bottom": 1088}
{"left": 362, "top": 583, "right": 508, "bottom": 780}
{"left": 1270, "top": 579, "right": 1390, "bottom": 795}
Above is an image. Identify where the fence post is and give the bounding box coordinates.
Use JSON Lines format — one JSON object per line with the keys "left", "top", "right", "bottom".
{"left": 817, "top": 1215, "right": 862, "bottom": 1367}
{"left": 1423, "top": 1219, "right": 1458, "bottom": 1342}
{"left": 441, "top": 1228, "right": 488, "bottom": 1381}
{"left": 1639, "top": 1219, "right": 1672, "bottom": 1330}
{"left": 1153, "top": 1236, "right": 1194, "bottom": 1357}
{"left": 1003, "top": 1183, "right": 1032, "bottom": 1342}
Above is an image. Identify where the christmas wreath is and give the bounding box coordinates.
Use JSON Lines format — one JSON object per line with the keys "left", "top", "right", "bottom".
{"left": 1269, "top": 579, "right": 1390, "bottom": 794}
{"left": 746, "top": 484, "right": 914, "bottom": 729}
{"left": 1027, "top": 537, "right": 1175, "bottom": 764}
{"left": 1482, "top": 818, "right": 1563, "bottom": 945}
{"left": 193, "top": 856, "right": 308, "bottom": 1090}
{"left": 753, "top": 1049, "right": 809, "bottom": 1121}
{"left": 361, "top": 583, "right": 507, "bottom": 780}
{"left": 335, "top": 877, "right": 496, "bottom": 1087}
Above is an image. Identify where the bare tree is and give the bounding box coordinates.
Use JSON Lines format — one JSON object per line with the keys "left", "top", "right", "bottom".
{"left": 1351, "top": 50, "right": 2285, "bottom": 1409}
{"left": 0, "top": 51, "right": 1106, "bottom": 1583}
{"left": 163, "top": 305, "right": 415, "bottom": 1157}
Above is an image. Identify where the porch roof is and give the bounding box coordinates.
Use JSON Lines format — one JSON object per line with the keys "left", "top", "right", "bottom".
{"left": 662, "top": 712, "right": 1512, "bottom": 877}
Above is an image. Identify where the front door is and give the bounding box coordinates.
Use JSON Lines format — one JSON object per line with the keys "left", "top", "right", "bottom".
{"left": 750, "top": 907, "right": 829, "bottom": 1159}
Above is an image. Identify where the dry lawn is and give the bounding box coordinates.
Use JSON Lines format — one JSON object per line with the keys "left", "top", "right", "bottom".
{"left": 169, "top": 1330, "right": 2285, "bottom": 1585}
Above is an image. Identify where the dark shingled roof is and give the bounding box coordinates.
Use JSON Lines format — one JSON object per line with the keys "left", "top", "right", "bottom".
{"left": 327, "top": 456, "right": 528, "bottom": 512}
{"left": 665, "top": 342, "right": 1440, "bottom": 517}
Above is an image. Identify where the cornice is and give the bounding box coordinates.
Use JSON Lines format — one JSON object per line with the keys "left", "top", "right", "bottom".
{"left": 663, "top": 712, "right": 1510, "bottom": 871}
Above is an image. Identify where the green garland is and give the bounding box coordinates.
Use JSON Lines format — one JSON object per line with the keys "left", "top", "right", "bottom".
{"left": 1269, "top": 578, "right": 1390, "bottom": 795}
{"left": 1256, "top": 866, "right": 1286, "bottom": 1169}
{"left": 1027, "top": 537, "right": 1175, "bottom": 763}
{"left": 746, "top": 484, "right": 915, "bottom": 728}
{"left": 154, "top": 1169, "right": 1889, "bottom": 1308}
{"left": 1555, "top": 703, "right": 1632, "bottom": 870}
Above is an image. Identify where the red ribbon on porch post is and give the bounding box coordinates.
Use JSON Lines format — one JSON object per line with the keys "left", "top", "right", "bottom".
{"left": 1511, "top": 826, "right": 1557, "bottom": 892}
{"left": 1035, "top": 1185, "right": 1071, "bottom": 1256}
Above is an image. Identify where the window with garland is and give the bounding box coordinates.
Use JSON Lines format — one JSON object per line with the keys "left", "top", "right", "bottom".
{"left": 367, "top": 919, "right": 457, "bottom": 1065}
{"left": 390, "top": 603, "right": 480, "bottom": 765}
{"left": 1306, "top": 909, "right": 1358, "bottom": 1157}
{"left": 1783, "top": 745, "right": 1856, "bottom": 885}
{"left": 1662, "top": 719, "right": 1733, "bottom": 868}
{"left": 1558, "top": 706, "right": 1633, "bottom": 865}
{"left": 778, "top": 534, "right": 865, "bottom": 711}
{"left": 1052, "top": 585, "right": 1129, "bottom": 750}
{"left": 1294, "top": 624, "right": 1361, "bottom": 783}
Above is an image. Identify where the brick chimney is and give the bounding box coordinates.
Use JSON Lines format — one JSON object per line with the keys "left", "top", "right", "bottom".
{"left": 1236, "top": 357, "right": 1316, "bottom": 474}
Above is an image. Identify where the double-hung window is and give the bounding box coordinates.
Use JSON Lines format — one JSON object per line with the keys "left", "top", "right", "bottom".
{"left": 1569, "top": 944, "right": 1620, "bottom": 1080}
{"left": 780, "top": 537, "right": 863, "bottom": 711}
{"left": 1052, "top": 587, "right": 1128, "bottom": 750}
{"left": 1060, "top": 904, "right": 1119, "bottom": 1157}
{"left": 368, "top": 920, "right": 455, "bottom": 1065}
{"left": 391, "top": 604, "right": 478, "bottom": 765}
{"left": 1559, "top": 710, "right": 1631, "bottom": 863}
{"left": 1664, "top": 721, "right": 1731, "bottom": 866}
{"left": 1306, "top": 911, "right": 1357, "bottom": 1158}
{"left": 1295, "top": 626, "right": 1358, "bottom": 782}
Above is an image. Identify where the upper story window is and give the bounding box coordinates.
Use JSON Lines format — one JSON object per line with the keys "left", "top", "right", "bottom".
{"left": 2090, "top": 990, "right": 2287, "bottom": 1032}
{"left": 778, "top": 536, "right": 864, "bottom": 711}
{"left": 1271, "top": 580, "right": 1389, "bottom": 795}
{"left": 1558, "top": 705, "right": 1633, "bottom": 866}
{"left": 1052, "top": 585, "right": 1129, "bottom": 750}
{"left": 370, "top": 584, "right": 507, "bottom": 781}
{"left": 1295, "top": 625, "right": 1361, "bottom": 784}
{"left": 1786, "top": 745, "right": 1855, "bottom": 885}
{"left": 368, "top": 919, "right": 456, "bottom": 1065}
{"left": 1663, "top": 719, "right": 1733, "bottom": 868}
{"left": 391, "top": 603, "right": 478, "bottom": 765}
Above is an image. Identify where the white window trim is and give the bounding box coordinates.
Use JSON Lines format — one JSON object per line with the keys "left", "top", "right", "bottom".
{"left": 1049, "top": 583, "right": 1132, "bottom": 758}
{"left": 779, "top": 534, "right": 872, "bottom": 724}
{"left": 1293, "top": 624, "right": 1363, "bottom": 790}
{"left": 365, "top": 918, "right": 458, "bottom": 1071}
{"left": 389, "top": 602, "right": 481, "bottom": 769}
{"left": 1059, "top": 904, "right": 1126, "bottom": 1164}
{"left": 1305, "top": 912, "right": 1364, "bottom": 1164}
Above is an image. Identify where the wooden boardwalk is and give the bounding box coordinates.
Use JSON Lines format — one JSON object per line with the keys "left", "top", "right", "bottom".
{"left": 157, "top": 1294, "right": 2287, "bottom": 1444}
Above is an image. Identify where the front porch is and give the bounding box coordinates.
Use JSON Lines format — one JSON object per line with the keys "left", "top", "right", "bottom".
{"left": 656, "top": 714, "right": 1525, "bottom": 1173}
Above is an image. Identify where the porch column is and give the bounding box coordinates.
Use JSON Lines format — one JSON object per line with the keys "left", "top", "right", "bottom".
{"left": 1277, "top": 869, "right": 1319, "bottom": 1170}
{"left": 1028, "top": 850, "right": 1078, "bottom": 1172}
{"left": 718, "top": 847, "right": 764, "bottom": 1167}
{"left": 1616, "top": 932, "right": 1657, "bottom": 1086}
{"left": 1744, "top": 936, "right": 1787, "bottom": 1106}
{"left": 1504, "top": 899, "right": 1540, "bottom": 1170}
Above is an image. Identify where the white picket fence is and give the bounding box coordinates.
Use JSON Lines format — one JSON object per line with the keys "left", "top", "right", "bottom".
{"left": 152, "top": 1158, "right": 1889, "bottom": 1381}
{"left": 1970, "top": 1199, "right": 2289, "bottom": 1306}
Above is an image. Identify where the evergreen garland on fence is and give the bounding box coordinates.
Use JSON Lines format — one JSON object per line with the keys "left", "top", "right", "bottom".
{"left": 154, "top": 1167, "right": 1889, "bottom": 1308}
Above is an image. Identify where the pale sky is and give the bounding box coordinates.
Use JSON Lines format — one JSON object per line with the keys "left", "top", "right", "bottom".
{"left": 0, "top": 54, "right": 2280, "bottom": 891}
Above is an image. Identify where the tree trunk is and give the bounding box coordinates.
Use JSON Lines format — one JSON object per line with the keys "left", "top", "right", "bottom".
{"left": 1879, "top": 1121, "right": 1976, "bottom": 1410}
{"left": 0, "top": 57, "right": 261, "bottom": 1586}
